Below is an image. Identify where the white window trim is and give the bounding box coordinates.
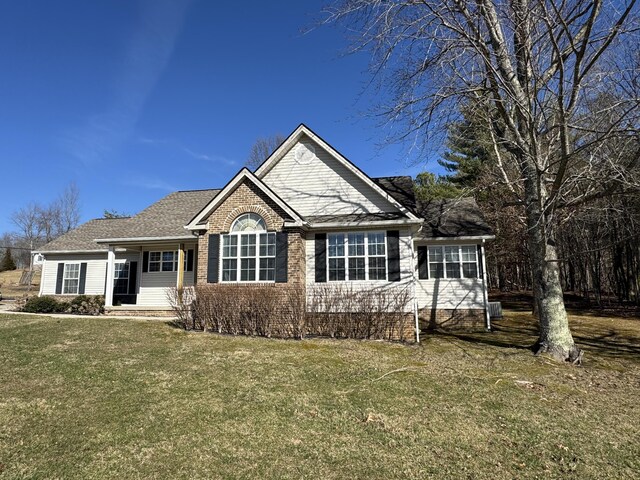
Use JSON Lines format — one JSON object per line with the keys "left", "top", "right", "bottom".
{"left": 220, "top": 231, "right": 277, "bottom": 283}
{"left": 146, "top": 250, "right": 192, "bottom": 273}
{"left": 426, "top": 244, "right": 480, "bottom": 279}
{"left": 326, "top": 231, "right": 388, "bottom": 282}
{"left": 62, "top": 262, "right": 80, "bottom": 295}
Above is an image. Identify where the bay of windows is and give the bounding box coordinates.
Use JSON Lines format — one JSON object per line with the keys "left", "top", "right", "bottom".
{"left": 427, "top": 245, "right": 478, "bottom": 279}
{"left": 327, "top": 232, "right": 387, "bottom": 281}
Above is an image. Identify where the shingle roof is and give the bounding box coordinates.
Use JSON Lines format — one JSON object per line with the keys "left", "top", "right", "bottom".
{"left": 372, "top": 176, "right": 417, "bottom": 214}
{"left": 37, "top": 218, "right": 131, "bottom": 252}
{"left": 38, "top": 189, "right": 220, "bottom": 252}
{"left": 416, "top": 197, "right": 493, "bottom": 238}
{"left": 111, "top": 189, "right": 220, "bottom": 239}
{"left": 305, "top": 212, "right": 406, "bottom": 224}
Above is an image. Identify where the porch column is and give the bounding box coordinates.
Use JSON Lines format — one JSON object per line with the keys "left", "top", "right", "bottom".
{"left": 105, "top": 246, "right": 116, "bottom": 307}
{"left": 176, "top": 243, "right": 185, "bottom": 290}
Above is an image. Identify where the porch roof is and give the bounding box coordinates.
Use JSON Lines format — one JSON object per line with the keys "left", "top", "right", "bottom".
{"left": 37, "top": 189, "right": 220, "bottom": 253}
{"left": 416, "top": 197, "right": 493, "bottom": 239}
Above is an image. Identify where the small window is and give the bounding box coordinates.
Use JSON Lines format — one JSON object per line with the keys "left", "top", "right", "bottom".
{"left": 426, "top": 245, "right": 480, "bottom": 279}
{"left": 147, "top": 251, "right": 182, "bottom": 273}
{"left": 231, "top": 213, "right": 266, "bottom": 232}
{"left": 63, "top": 263, "right": 80, "bottom": 294}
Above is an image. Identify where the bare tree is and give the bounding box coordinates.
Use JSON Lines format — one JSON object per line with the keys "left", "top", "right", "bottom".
{"left": 10, "top": 182, "right": 82, "bottom": 251}
{"left": 11, "top": 203, "right": 43, "bottom": 248}
{"left": 327, "top": 0, "right": 640, "bottom": 362}
{"left": 56, "top": 182, "right": 81, "bottom": 233}
{"left": 245, "top": 134, "right": 286, "bottom": 170}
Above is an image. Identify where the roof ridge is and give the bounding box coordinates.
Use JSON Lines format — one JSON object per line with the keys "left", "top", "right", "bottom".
{"left": 176, "top": 188, "right": 221, "bottom": 193}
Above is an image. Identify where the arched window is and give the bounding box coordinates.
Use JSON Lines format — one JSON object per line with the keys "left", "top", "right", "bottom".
{"left": 221, "top": 213, "right": 275, "bottom": 282}
{"left": 231, "top": 213, "right": 266, "bottom": 232}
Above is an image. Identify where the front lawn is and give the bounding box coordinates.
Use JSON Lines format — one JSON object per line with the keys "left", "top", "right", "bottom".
{"left": 0, "top": 311, "right": 638, "bottom": 479}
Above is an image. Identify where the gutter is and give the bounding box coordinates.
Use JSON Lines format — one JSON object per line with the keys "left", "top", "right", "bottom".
{"left": 306, "top": 218, "right": 424, "bottom": 230}
{"left": 95, "top": 235, "right": 196, "bottom": 244}
{"left": 416, "top": 235, "right": 496, "bottom": 242}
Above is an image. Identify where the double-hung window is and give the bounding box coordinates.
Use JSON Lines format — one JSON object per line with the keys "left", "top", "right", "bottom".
{"left": 221, "top": 213, "right": 276, "bottom": 282}
{"left": 327, "top": 232, "right": 387, "bottom": 281}
{"left": 62, "top": 263, "right": 80, "bottom": 294}
{"left": 427, "top": 245, "right": 479, "bottom": 279}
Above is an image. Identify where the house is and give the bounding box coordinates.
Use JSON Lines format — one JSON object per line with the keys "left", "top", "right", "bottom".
{"left": 36, "top": 124, "right": 494, "bottom": 340}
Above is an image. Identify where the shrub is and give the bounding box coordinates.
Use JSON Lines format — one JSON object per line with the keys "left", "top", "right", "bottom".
{"left": 22, "top": 296, "right": 66, "bottom": 314}
{"left": 168, "top": 283, "right": 413, "bottom": 342}
{"left": 65, "top": 295, "right": 104, "bottom": 316}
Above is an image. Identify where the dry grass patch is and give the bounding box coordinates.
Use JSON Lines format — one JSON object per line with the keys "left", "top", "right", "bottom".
{"left": 0, "top": 310, "right": 638, "bottom": 479}
{"left": 0, "top": 269, "right": 40, "bottom": 299}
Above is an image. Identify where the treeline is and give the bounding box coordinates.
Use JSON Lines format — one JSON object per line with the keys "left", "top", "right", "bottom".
{"left": 1, "top": 183, "right": 80, "bottom": 268}
{"left": 416, "top": 100, "right": 640, "bottom": 307}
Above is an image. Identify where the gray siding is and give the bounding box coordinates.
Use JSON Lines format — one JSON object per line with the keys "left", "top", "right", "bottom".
{"left": 262, "top": 135, "right": 400, "bottom": 217}
{"left": 40, "top": 252, "right": 138, "bottom": 296}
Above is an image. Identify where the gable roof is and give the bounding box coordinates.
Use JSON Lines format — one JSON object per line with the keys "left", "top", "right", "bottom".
{"left": 186, "top": 168, "right": 304, "bottom": 229}
{"left": 254, "top": 124, "right": 421, "bottom": 221}
{"left": 416, "top": 197, "right": 494, "bottom": 239}
{"left": 38, "top": 189, "right": 220, "bottom": 252}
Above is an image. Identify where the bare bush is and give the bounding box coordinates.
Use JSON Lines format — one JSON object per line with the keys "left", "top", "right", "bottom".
{"left": 169, "top": 283, "right": 413, "bottom": 342}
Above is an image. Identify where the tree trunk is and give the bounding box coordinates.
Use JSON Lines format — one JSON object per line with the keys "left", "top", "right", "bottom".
{"left": 524, "top": 170, "right": 582, "bottom": 364}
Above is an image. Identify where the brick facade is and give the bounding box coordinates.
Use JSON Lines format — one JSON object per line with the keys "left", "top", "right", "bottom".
{"left": 419, "top": 308, "right": 486, "bottom": 331}
{"left": 196, "top": 178, "right": 306, "bottom": 286}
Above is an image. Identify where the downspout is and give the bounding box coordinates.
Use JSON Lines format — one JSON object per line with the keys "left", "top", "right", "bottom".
{"left": 481, "top": 239, "right": 491, "bottom": 331}
{"left": 409, "top": 233, "right": 420, "bottom": 343}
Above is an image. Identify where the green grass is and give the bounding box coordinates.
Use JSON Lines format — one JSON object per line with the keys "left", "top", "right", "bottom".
{"left": 0, "top": 311, "right": 638, "bottom": 479}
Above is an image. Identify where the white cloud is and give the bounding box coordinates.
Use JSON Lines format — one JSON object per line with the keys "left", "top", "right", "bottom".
{"left": 60, "top": 0, "right": 193, "bottom": 165}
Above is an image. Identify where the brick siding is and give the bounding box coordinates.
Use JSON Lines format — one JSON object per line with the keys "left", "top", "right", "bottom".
{"left": 419, "top": 308, "right": 486, "bottom": 330}
{"left": 196, "top": 179, "right": 306, "bottom": 286}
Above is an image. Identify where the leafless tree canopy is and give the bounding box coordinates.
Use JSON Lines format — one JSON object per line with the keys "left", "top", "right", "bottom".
{"left": 326, "top": 0, "right": 639, "bottom": 361}
{"left": 245, "top": 134, "right": 286, "bottom": 170}
{"left": 9, "top": 182, "right": 81, "bottom": 261}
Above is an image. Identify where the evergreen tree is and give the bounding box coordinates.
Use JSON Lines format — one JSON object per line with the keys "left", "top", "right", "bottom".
{"left": 0, "top": 248, "right": 17, "bottom": 272}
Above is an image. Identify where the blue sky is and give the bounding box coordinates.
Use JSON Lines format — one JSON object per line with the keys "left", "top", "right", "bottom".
{"left": 0, "top": 0, "right": 441, "bottom": 234}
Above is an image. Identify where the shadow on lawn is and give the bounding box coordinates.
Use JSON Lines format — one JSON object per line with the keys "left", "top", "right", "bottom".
{"left": 430, "top": 314, "right": 640, "bottom": 362}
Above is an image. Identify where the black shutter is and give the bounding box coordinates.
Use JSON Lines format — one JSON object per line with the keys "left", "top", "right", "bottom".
{"left": 55, "top": 263, "right": 64, "bottom": 294}
{"left": 186, "top": 249, "right": 194, "bottom": 272}
{"left": 387, "top": 230, "right": 401, "bottom": 282}
{"left": 314, "top": 233, "right": 327, "bottom": 283}
{"left": 142, "top": 251, "right": 149, "bottom": 273}
{"left": 128, "top": 261, "right": 138, "bottom": 294}
{"left": 477, "top": 244, "right": 483, "bottom": 278}
{"left": 78, "top": 263, "right": 87, "bottom": 294}
{"left": 207, "top": 234, "right": 220, "bottom": 283}
{"left": 417, "top": 246, "right": 428, "bottom": 280}
{"left": 275, "top": 232, "right": 288, "bottom": 283}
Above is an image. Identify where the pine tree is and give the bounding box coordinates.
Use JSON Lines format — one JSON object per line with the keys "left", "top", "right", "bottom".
{"left": 0, "top": 248, "right": 17, "bottom": 272}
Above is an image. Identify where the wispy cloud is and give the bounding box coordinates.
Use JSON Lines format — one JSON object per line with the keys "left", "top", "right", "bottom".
{"left": 124, "top": 176, "right": 177, "bottom": 192}
{"left": 138, "top": 136, "right": 238, "bottom": 166}
{"left": 60, "top": 0, "right": 192, "bottom": 165}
